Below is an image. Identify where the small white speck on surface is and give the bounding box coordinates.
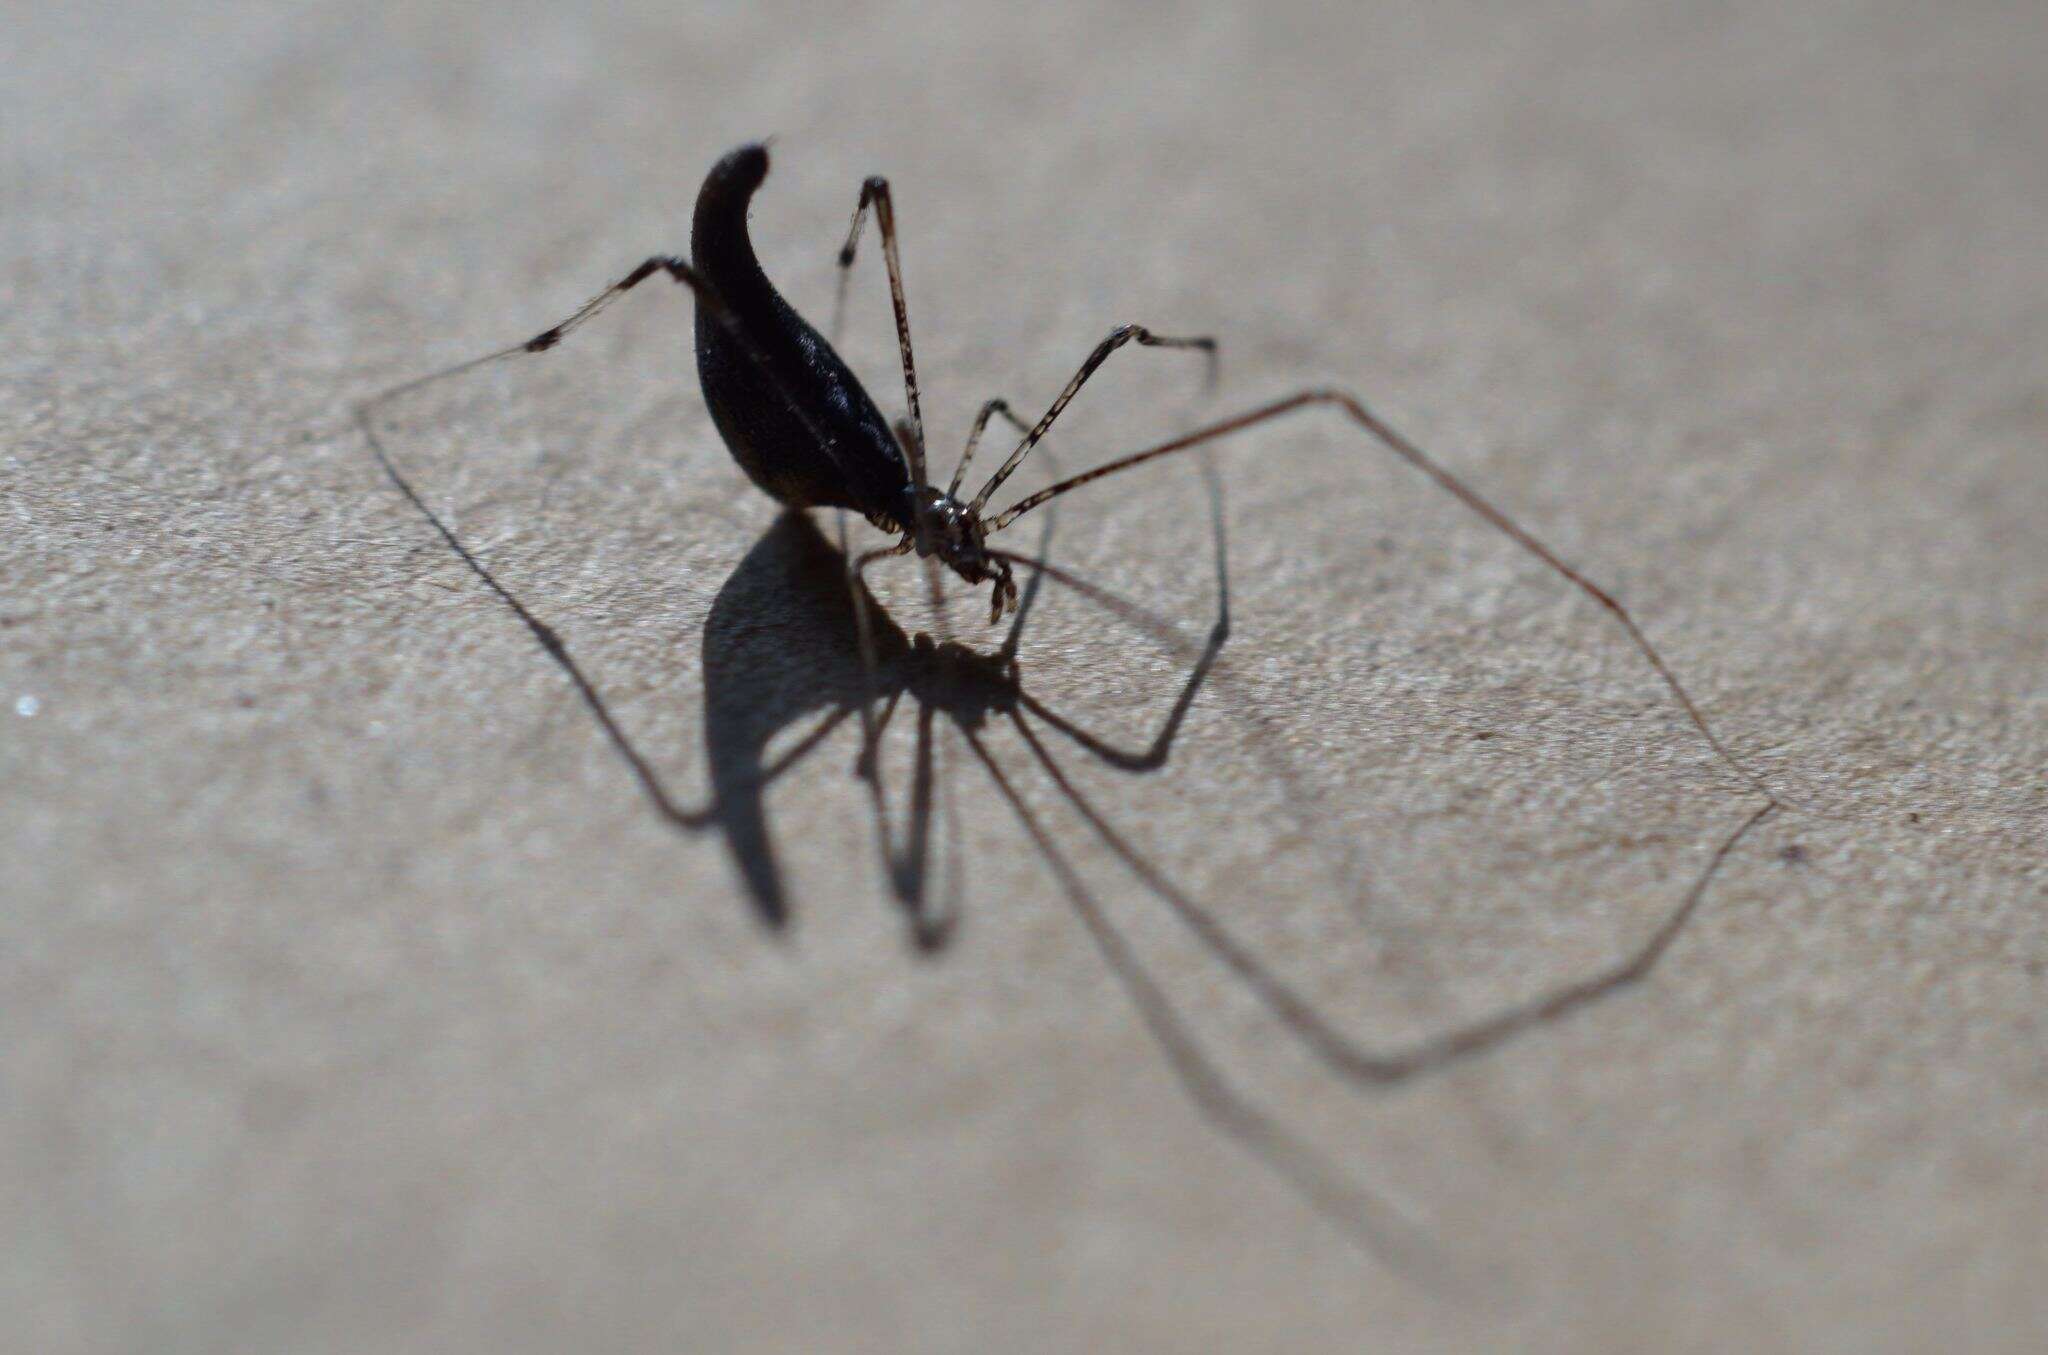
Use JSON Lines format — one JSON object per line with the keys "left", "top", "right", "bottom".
{"left": 14, "top": 695, "right": 39, "bottom": 718}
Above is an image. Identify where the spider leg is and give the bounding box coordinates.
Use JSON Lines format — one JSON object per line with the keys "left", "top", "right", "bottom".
{"left": 968, "top": 323, "right": 1217, "bottom": 514}
{"left": 989, "top": 387, "right": 1782, "bottom": 805}
{"left": 921, "top": 398, "right": 1036, "bottom": 644}
{"left": 354, "top": 255, "right": 832, "bottom": 839}
{"left": 948, "top": 396, "right": 1033, "bottom": 499}
{"left": 831, "top": 175, "right": 933, "bottom": 491}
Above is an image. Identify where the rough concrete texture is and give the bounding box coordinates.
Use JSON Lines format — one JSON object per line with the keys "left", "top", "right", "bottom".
{"left": 5, "top": 1, "right": 2045, "bottom": 1350}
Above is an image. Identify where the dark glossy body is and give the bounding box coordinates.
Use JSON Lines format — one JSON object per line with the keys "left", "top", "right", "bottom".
{"left": 692, "top": 146, "right": 917, "bottom": 533}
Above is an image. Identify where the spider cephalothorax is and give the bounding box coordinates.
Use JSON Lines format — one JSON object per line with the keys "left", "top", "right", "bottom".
{"left": 906, "top": 485, "right": 1017, "bottom": 622}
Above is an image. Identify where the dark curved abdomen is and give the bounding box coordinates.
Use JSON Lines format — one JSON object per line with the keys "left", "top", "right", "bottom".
{"left": 690, "top": 144, "right": 914, "bottom": 530}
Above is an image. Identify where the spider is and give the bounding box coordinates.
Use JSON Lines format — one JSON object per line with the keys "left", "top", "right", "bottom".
{"left": 355, "top": 141, "right": 1783, "bottom": 1274}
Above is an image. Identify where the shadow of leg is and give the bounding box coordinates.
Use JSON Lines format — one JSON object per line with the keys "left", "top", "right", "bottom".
{"left": 956, "top": 724, "right": 1467, "bottom": 1288}
{"left": 1014, "top": 453, "right": 1231, "bottom": 770}
{"left": 1012, "top": 706, "right": 1777, "bottom": 1085}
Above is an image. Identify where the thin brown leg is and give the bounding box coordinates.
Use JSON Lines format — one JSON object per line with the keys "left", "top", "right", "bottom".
{"left": 906, "top": 398, "right": 1033, "bottom": 644}
{"left": 355, "top": 256, "right": 738, "bottom": 458}
{"left": 351, "top": 256, "right": 777, "bottom": 836}
{"left": 832, "top": 176, "right": 933, "bottom": 491}
{"left": 948, "top": 397, "right": 1034, "bottom": 499}
{"left": 988, "top": 388, "right": 1781, "bottom": 803}
{"left": 968, "top": 323, "right": 1217, "bottom": 514}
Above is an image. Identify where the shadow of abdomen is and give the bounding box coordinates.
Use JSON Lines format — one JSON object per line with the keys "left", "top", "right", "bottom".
{"left": 700, "top": 512, "right": 908, "bottom": 927}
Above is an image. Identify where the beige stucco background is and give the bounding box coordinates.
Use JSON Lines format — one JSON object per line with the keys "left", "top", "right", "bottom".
{"left": 5, "top": 1, "right": 2044, "bottom": 1350}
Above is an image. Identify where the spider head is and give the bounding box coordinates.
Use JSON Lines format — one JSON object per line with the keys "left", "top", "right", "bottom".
{"left": 908, "top": 486, "right": 1017, "bottom": 623}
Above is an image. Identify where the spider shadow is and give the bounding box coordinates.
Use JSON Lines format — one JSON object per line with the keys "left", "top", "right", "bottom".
{"left": 367, "top": 403, "right": 1769, "bottom": 1280}
{"left": 688, "top": 484, "right": 1466, "bottom": 1279}
{"left": 696, "top": 500, "right": 1223, "bottom": 949}
{"left": 683, "top": 479, "right": 1771, "bottom": 1278}
{"left": 695, "top": 508, "right": 971, "bottom": 938}
{"left": 700, "top": 505, "right": 1771, "bottom": 1097}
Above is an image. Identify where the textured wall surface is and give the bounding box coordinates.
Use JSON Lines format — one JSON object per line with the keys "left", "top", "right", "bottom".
{"left": 6, "top": 2, "right": 2045, "bottom": 1350}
